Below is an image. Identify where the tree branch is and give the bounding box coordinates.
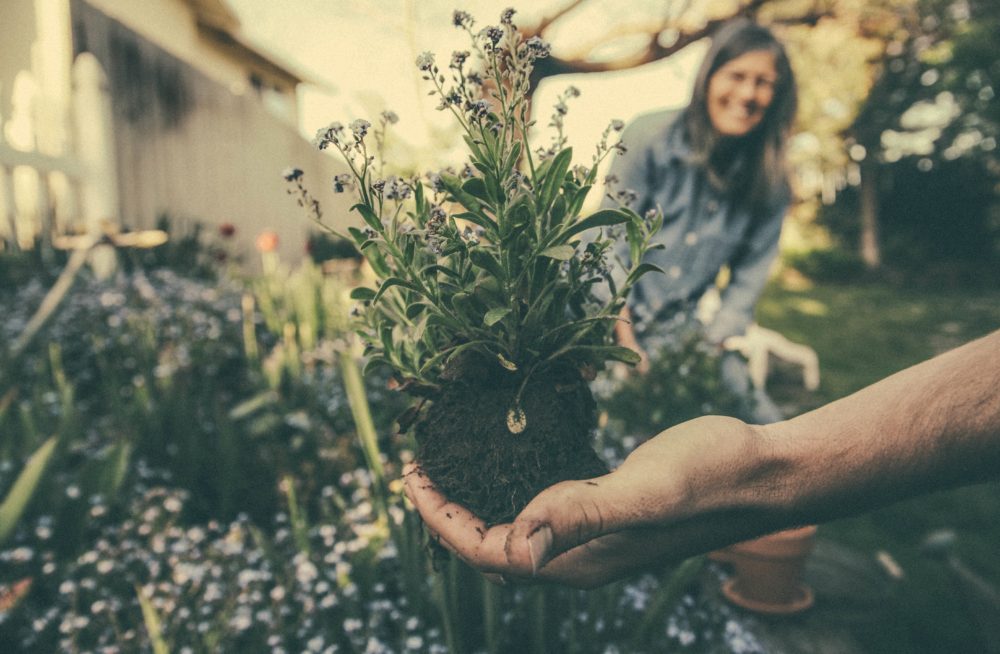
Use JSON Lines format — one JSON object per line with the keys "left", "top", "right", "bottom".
{"left": 530, "top": 0, "right": 590, "bottom": 36}
{"left": 525, "top": 0, "right": 775, "bottom": 89}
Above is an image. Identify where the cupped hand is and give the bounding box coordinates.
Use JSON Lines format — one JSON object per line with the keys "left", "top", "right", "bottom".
{"left": 403, "top": 416, "right": 762, "bottom": 588}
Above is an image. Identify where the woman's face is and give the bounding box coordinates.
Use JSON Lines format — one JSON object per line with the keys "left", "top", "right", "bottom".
{"left": 706, "top": 49, "right": 778, "bottom": 137}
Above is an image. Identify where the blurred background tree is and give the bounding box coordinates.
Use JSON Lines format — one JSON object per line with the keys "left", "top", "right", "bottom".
{"left": 840, "top": 0, "right": 999, "bottom": 280}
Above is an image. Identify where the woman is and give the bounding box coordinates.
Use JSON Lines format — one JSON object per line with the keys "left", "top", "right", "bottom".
{"left": 607, "top": 18, "right": 797, "bottom": 423}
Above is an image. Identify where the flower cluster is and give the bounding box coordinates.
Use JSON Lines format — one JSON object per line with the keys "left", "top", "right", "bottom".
{"left": 0, "top": 460, "right": 769, "bottom": 653}
{"left": 0, "top": 475, "right": 446, "bottom": 653}
{"left": 296, "top": 8, "right": 662, "bottom": 396}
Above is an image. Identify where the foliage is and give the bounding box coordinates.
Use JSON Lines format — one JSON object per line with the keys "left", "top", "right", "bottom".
{"left": 850, "top": 0, "right": 999, "bottom": 168}
{"left": 0, "top": 460, "right": 770, "bottom": 654}
{"left": 600, "top": 327, "right": 752, "bottom": 440}
{"left": 303, "top": 10, "right": 660, "bottom": 406}
{"left": 815, "top": 156, "right": 999, "bottom": 279}
{"left": 0, "top": 248, "right": 767, "bottom": 652}
{"left": 0, "top": 263, "right": 406, "bottom": 533}
{"left": 4, "top": 247, "right": 997, "bottom": 651}
{"left": 781, "top": 246, "right": 868, "bottom": 284}
{"left": 0, "top": 437, "right": 58, "bottom": 547}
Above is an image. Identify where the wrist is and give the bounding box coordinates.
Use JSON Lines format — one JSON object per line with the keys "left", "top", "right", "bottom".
{"left": 678, "top": 419, "right": 801, "bottom": 531}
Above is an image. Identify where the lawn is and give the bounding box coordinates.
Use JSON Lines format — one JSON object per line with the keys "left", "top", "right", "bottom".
{"left": 757, "top": 277, "right": 1000, "bottom": 653}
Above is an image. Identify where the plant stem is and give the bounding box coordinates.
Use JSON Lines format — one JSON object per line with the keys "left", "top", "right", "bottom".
{"left": 337, "top": 344, "right": 388, "bottom": 519}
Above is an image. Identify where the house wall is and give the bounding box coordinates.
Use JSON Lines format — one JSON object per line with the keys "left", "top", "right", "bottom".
{"left": 70, "top": 0, "right": 353, "bottom": 266}
{"left": 80, "top": 0, "right": 297, "bottom": 124}
{"left": 0, "top": 1, "right": 39, "bottom": 132}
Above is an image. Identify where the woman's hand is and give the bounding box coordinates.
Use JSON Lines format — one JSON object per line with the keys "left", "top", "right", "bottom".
{"left": 614, "top": 305, "right": 649, "bottom": 375}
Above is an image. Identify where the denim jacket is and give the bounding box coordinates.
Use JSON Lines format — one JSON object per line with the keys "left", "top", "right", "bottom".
{"left": 602, "top": 108, "right": 787, "bottom": 347}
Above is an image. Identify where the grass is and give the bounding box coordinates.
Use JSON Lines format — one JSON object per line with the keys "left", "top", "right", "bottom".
{"left": 755, "top": 275, "right": 1000, "bottom": 653}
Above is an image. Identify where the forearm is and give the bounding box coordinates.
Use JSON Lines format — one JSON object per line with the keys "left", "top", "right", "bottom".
{"left": 420, "top": 332, "right": 1000, "bottom": 585}
{"left": 760, "top": 330, "right": 1000, "bottom": 522}
{"left": 677, "top": 331, "right": 1000, "bottom": 530}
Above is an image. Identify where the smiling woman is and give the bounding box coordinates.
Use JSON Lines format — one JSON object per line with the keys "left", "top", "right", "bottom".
{"left": 606, "top": 18, "right": 798, "bottom": 425}
{"left": 706, "top": 50, "right": 777, "bottom": 137}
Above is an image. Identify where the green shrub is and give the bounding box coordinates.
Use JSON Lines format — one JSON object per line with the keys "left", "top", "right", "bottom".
{"left": 782, "top": 247, "right": 867, "bottom": 284}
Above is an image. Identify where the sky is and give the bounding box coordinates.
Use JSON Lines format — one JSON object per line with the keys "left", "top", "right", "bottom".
{"left": 226, "top": 0, "right": 706, "bottom": 164}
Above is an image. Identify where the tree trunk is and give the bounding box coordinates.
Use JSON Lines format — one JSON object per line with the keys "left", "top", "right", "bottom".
{"left": 859, "top": 163, "right": 881, "bottom": 269}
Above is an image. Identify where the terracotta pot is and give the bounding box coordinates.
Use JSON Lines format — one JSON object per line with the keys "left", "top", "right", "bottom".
{"left": 713, "top": 525, "right": 817, "bottom": 615}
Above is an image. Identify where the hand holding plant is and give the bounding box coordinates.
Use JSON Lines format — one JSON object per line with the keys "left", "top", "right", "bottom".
{"left": 296, "top": 8, "right": 663, "bottom": 525}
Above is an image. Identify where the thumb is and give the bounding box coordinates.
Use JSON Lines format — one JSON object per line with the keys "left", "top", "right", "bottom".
{"left": 504, "top": 473, "right": 628, "bottom": 576}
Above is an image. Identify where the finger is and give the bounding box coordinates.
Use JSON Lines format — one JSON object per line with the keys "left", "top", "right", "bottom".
{"left": 503, "top": 473, "right": 628, "bottom": 577}
{"left": 403, "top": 466, "right": 513, "bottom": 572}
{"left": 528, "top": 528, "right": 678, "bottom": 588}
{"left": 424, "top": 525, "right": 460, "bottom": 558}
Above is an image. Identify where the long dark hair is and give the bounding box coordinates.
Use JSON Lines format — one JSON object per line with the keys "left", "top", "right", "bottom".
{"left": 685, "top": 19, "right": 797, "bottom": 216}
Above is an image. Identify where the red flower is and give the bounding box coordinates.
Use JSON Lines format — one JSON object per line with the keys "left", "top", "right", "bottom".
{"left": 219, "top": 223, "right": 236, "bottom": 238}
{"left": 256, "top": 231, "right": 279, "bottom": 253}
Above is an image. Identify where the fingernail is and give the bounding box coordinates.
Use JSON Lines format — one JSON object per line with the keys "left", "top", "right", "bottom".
{"left": 527, "top": 525, "right": 553, "bottom": 576}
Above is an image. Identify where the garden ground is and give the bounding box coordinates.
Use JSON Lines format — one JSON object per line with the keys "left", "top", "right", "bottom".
{"left": 758, "top": 275, "right": 1000, "bottom": 653}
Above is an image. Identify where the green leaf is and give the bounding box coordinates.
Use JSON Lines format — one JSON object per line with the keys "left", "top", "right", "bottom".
{"left": 539, "top": 244, "right": 576, "bottom": 260}
{"left": 463, "top": 135, "right": 486, "bottom": 161}
{"left": 626, "top": 262, "right": 665, "bottom": 287}
{"left": 441, "top": 174, "right": 486, "bottom": 214}
{"left": 626, "top": 220, "right": 642, "bottom": 266}
{"left": 405, "top": 302, "right": 429, "bottom": 320}
{"left": 136, "top": 585, "right": 170, "bottom": 654}
{"left": 483, "top": 307, "right": 511, "bottom": 326}
{"left": 0, "top": 436, "right": 58, "bottom": 546}
{"left": 538, "top": 148, "right": 572, "bottom": 212}
{"left": 633, "top": 557, "right": 706, "bottom": 645}
{"left": 450, "top": 292, "right": 476, "bottom": 320}
{"left": 362, "top": 356, "right": 389, "bottom": 378}
{"left": 414, "top": 180, "right": 426, "bottom": 218}
{"left": 560, "top": 209, "right": 629, "bottom": 243}
{"left": 421, "top": 264, "right": 461, "bottom": 280}
{"left": 503, "top": 141, "right": 522, "bottom": 175}
{"left": 360, "top": 242, "right": 390, "bottom": 278}
{"left": 418, "top": 340, "right": 491, "bottom": 375}
{"left": 452, "top": 212, "right": 498, "bottom": 238}
{"left": 351, "top": 203, "right": 383, "bottom": 233}
{"left": 537, "top": 315, "right": 619, "bottom": 345}
{"left": 568, "top": 184, "right": 592, "bottom": 216}
{"left": 426, "top": 308, "right": 465, "bottom": 333}
{"left": 373, "top": 277, "right": 419, "bottom": 303}
{"left": 379, "top": 324, "right": 395, "bottom": 356}
{"left": 462, "top": 178, "right": 493, "bottom": 205}
{"left": 560, "top": 344, "right": 642, "bottom": 365}
{"left": 497, "top": 352, "right": 518, "bottom": 371}
{"left": 229, "top": 390, "right": 280, "bottom": 420}
{"left": 347, "top": 226, "right": 367, "bottom": 246}
{"left": 99, "top": 440, "right": 131, "bottom": 498}
{"left": 403, "top": 237, "right": 415, "bottom": 266}
{"left": 469, "top": 249, "right": 506, "bottom": 282}
{"left": 550, "top": 194, "right": 568, "bottom": 228}
{"left": 349, "top": 287, "right": 377, "bottom": 301}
